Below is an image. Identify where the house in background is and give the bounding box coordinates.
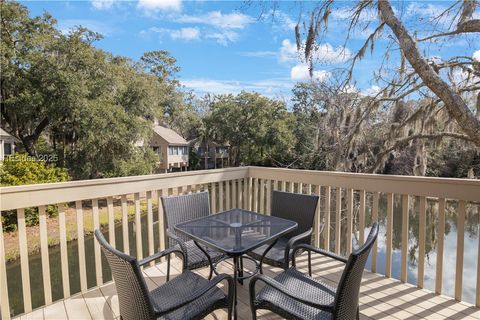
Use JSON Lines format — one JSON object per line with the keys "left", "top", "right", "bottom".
{"left": 0, "top": 128, "right": 16, "bottom": 161}
{"left": 150, "top": 125, "right": 189, "bottom": 172}
{"left": 189, "top": 138, "right": 229, "bottom": 170}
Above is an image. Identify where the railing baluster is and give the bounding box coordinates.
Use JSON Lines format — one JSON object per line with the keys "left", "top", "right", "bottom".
{"left": 436, "top": 198, "right": 445, "bottom": 294}
{"left": 232, "top": 180, "right": 237, "bottom": 208}
{"left": 107, "top": 197, "right": 115, "bottom": 248}
{"left": 298, "top": 182, "right": 303, "bottom": 193}
{"left": 147, "top": 191, "right": 154, "bottom": 266}
{"left": 211, "top": 183, "right": 217, "bottom": 213}
{"left": 455, "top": 200, "right": 466, "bottom": 301}
{"left": 386, "top": 193, "right": 393, "bottom": 278}
{"left": 314, "top": 185, "right": 321, "bottom": 247}
{"left": 477, "top": 204, "right": 480, "bottom": 307}
{"left": 253, "top": 178, "right": 258, "bottom": 212}
{"left": 219, "top": 181, "right": 224, "bottom": 212}
{"left": 18, "top": 208, "right": 32, "bottom": 312}
{"left": 335, "top": 188, "right": 341, "bottom": 255}
{"left": 134, "top": 193, "right": 142, "bottom": 260}
{"left": 121, "top": 195, "right": 129, "bottom": 255}
{"left": 324, "top": 186, "right": 331, "bottom": 251}
{"left": 418, "top": 196, "right": 426, "bottom": 288}
{"left": 359, "top": 190, "right": 366, "bottom": 245}
{"left": 38, "top": 205, "right": 52, "bottom": 305}
{"left": 401, "top": 194, "right": 409, "bottom": 283}
{"left": 371, "top": 192, "right": 379, "bottom": 273}
{"left": 281, "top": 180, "right": 286, "bottom": 191}
{"left": 226, "top": 180, "right": 231, "bottom": 210}
{"left": 58, "top": 204, "right": 70, "bottom": 298}
{"left": 92, "top": 199, "right": 102, "bottom": 286}
{"left": 0, "top": 209, "right": 11, "bottom": 320}
{"left": 289, "top": 181, "right": 294, "bottom": 193}
{"left": 259, "top": 179, "right": 265, "bottom": 214}
{"left": 266, "top": 180, "right": 272, "bottom": 214}
{"left": 76, "top": 201, "right": 87, "bottom": 292}
{"left": 243, "top": 178, "right": 248, "bottom": 209}
{"left": 247, "top": 177, "right": 252, "bottom": 211}
{"left": 158, "top": 189, "right": 167, "bottom": 259}
{"left": 346, "top": 189, "right": 353, "bottom": 254}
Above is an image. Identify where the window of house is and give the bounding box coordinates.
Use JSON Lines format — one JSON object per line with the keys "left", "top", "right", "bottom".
{"left": 4, "top": 143, "right": 12, "bottom": 155}
{"left": 173, "top": 146, "right": 178, "bottom": 155}
{"left": 168, "top": 146, "right": 173, "bottom": 155}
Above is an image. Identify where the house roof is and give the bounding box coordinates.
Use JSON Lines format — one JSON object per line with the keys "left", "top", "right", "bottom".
{"left": 0, "top": 128, "right": 14, "bottom": 138}
{"left": 152, "top": 125, "right": 188, "bottom": 145}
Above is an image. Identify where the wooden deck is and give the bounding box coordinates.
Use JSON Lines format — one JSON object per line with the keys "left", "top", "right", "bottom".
{"left": 14, "top": 253, "right": 480, "bottom": 320}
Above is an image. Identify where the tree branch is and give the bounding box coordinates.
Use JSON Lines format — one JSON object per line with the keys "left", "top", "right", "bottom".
{"left": 368, "top": 132, "right": 474, "bottom": 173}
{"left": 378, "top": 0, "right": 480, "bottom": 147}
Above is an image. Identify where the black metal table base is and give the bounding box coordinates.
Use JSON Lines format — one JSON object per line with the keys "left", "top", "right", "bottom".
{"left": 212, "top": 255, "right": 260, "bottom": 320}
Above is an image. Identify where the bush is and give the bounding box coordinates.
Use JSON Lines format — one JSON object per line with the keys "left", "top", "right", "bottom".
{"left": 1, "top": 153, "right": 70, "bottom": 231}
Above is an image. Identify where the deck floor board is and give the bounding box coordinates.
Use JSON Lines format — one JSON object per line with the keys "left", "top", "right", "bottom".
{"left": 13, "top": 253, "right": 479, "bottom": 320}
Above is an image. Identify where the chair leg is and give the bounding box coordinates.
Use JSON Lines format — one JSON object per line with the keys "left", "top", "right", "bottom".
{"left": 356, "top": 306, "right": 360, "bottom": 320}
{"left": 251, "top": 308, "right": 257, "bottom": 320}
{"left": 166, "top": 255, "right": 171, "bottom": 282}
{"left": 308, "top": 250, "right": 312, "bottom": 276}
{"left": 208, "top": 262, "right": 213, "bottom": 280}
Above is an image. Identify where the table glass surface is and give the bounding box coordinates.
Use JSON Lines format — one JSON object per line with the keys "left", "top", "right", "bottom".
{"left": 174, "top": 209, "right": 297, "bottom": 254}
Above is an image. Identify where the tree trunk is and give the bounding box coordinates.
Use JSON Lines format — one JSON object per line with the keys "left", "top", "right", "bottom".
{"left": 378, "top": 0, "right": 480, "bottom": 147}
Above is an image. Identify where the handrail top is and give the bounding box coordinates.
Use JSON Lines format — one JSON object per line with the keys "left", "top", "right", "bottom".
{"left": 248, "top": 166, "right": 480, "bottom": 186}
{"left": 0, "top": 167, "right": 248, "bottom": 194}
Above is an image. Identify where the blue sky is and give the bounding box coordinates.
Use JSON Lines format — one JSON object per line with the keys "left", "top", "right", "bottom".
{"left": 21, "top": 0, "right": 479, "bottom": 100}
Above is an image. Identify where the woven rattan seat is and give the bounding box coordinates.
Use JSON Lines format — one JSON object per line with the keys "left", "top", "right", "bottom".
{"left": 152, "top": 270, "right": 227, "bottom": 320}
{"left": 161, "top": 191, "right": 227, "bottom": 280}
{"left": 249, "top": 223, "right": 379, "bottom": 320}
{"left": 246, "top": 191, "right": 319, "bottom": 272}
{"left": 95, "top": 230, "right": 233, "bottom": 320}
{"left": 173, "top": 240, "right": 225, "bottom": 270}
{"left": 256, "top": 267, "right": 336, "bottom": 319}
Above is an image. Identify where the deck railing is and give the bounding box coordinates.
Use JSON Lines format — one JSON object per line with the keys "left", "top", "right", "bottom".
{"left": 1, "top": 166, "right": 479, "bottom": 319}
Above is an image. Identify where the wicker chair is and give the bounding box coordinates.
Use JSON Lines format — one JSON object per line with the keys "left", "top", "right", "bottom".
{"left": 161, "top": 191, "right": 226, "bottom": 281}
{"left": 95, "top": 230, "right": 233, "bottom": 320}
{"left": 247, "top": 190, "right": 319, "bottom": 274}
{"left": 249, "top": 223, "right": 379, "bottom": 320}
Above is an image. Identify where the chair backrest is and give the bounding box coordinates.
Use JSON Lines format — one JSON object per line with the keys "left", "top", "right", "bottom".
{"left": 271, "top": 190, "right": 319, "bottom": 239}
{"left": 333, "top": 223, "right": 379, "bottom": 319}
{"left": 161, "top": 191, "right": 211, "bottom": 245}
{"left": 94, "top": 230, "right": 155, "bottom": 320}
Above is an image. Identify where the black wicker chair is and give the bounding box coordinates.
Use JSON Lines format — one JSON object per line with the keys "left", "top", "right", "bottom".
{"left": 161, "top": 191, "right": 226, "bottom": 281}
{"left": 249, "top": 223, "right": 379, "bottom": 320}
{"left": 247, "top": 190, "right": 319, "bottom": 274}
{"left": 95, "top": 230, "right": 234, "bottom": 320}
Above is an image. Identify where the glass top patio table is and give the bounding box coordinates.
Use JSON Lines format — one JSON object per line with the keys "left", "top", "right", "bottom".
{"left": 174, "top": 208, "right": 298, "bottom": 255}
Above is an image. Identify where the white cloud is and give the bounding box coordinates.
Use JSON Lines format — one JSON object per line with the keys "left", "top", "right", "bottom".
{"left": 181, "top": 78, "right": 293, "bottom": 97}
{"left": 147, "top": 27, "right": 200, "bottom": 41}
{"left": 177, "top": 11, "right": 254, "bottom": 29}
{"left": 58, "top": 19, "right": 114, "bottom": 36}
{"left": 360, "top": 85, "right": 381, "bottom": 97}
{"left": 279, "top": 39, "right": 301, "bottom": 63}
{"left": 205, "top": 30, "right": 239, "bottom": 46}
{"left": 171, "top": 27, "right": 200, "bottom": 41}
{"left": 91, "top": 0, "right": 114, "bottom": 10}
{"left": 290, "top": 64, "right": 330, "bottom": 82}
{"left": 138, "top": 0, "right": 181, "bottom": 12}
{"left": 473, "top": 50, "right": 480, "bottom": 62}
{"left": 331, "top": 7, "right": 377, "bottom": 23}
{"left": 279, "top": 39, "right": 351, "bottom": 65}
{"left": 239, "top": 51, "right": 277, "bottom": 58}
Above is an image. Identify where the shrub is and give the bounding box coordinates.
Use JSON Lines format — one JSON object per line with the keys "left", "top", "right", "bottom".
{"left": 1, "top": 153, "right": 70, "bottom": 231}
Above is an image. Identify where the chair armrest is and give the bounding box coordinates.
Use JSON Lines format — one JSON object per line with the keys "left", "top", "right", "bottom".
{"left": 285, "top": 229, "right": 312, "bottom": 267}
{"left": 249, "top": 274, "right": 334, "bottom": 312}
{"left": 292, "top": 244, "right": 348, "bottom": 265}
{"left": 138, "top": 247, "right": 186, "bottom": 269}
{"left": 155, "top": 273, "right": 234, "bottom": 316}
{"left": 166, "top": 229, "right": 189, "bottom": 263}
